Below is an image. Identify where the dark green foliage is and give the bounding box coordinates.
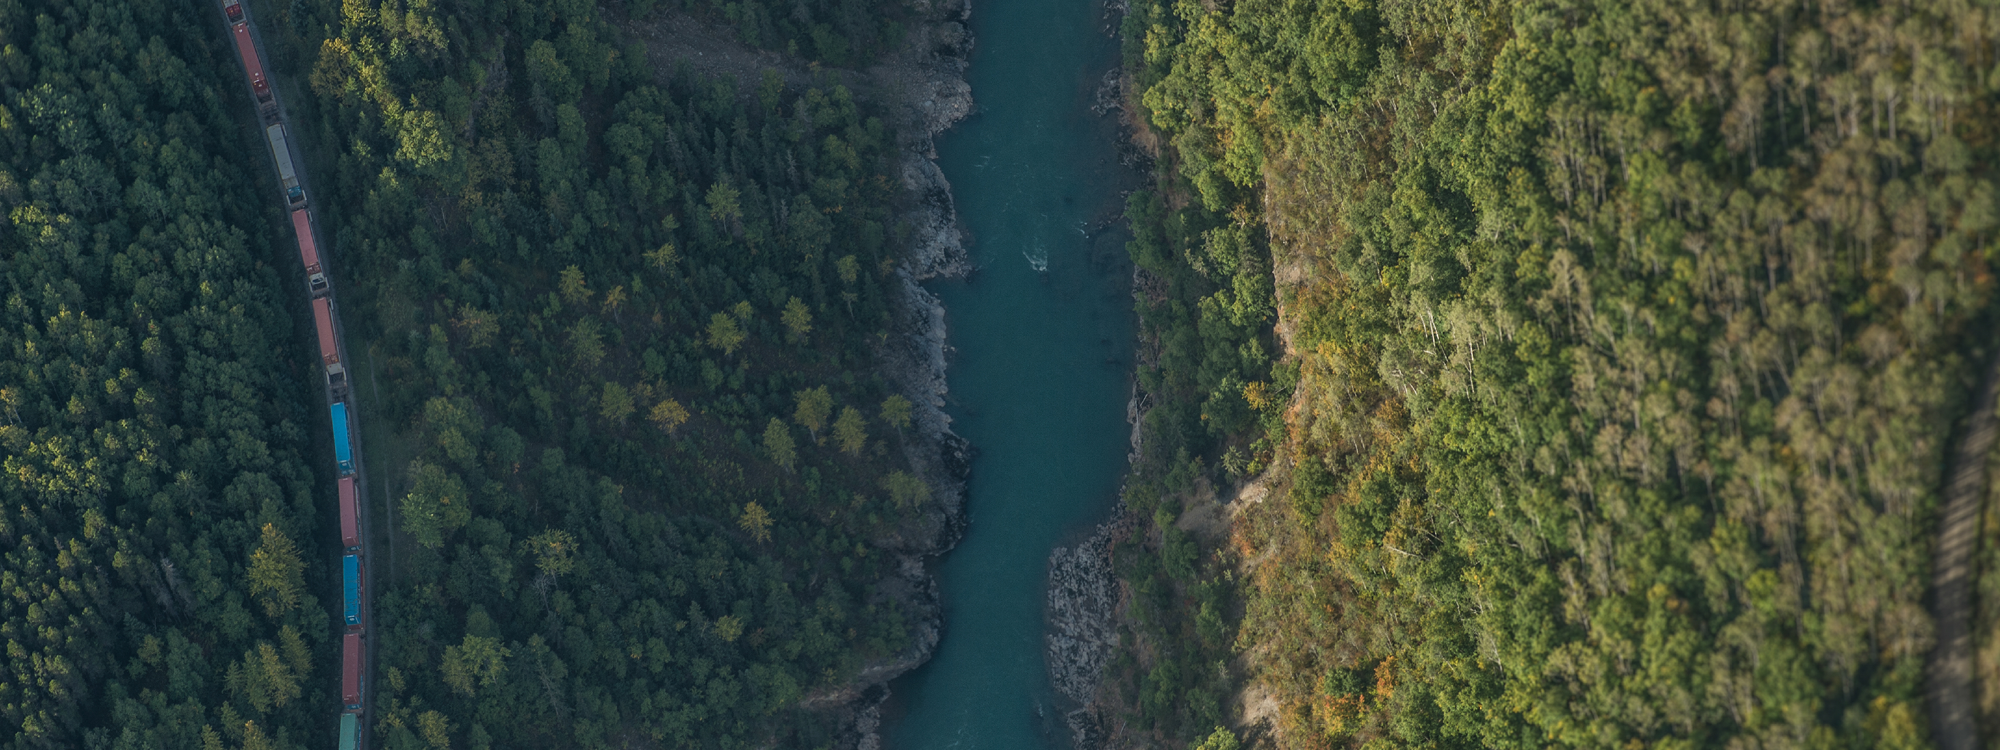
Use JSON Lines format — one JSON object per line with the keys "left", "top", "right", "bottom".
{"left": 1116, "top": 0, "right": 2000, "bottom": 748}
{"left": 0, "top": 0, "right": 330, "bottom": 746}
{"left": 259, "top": 0, "right": 927, "bottom": 746}
{"left": 628, "top": 0, "right": 911, "bottom": 68}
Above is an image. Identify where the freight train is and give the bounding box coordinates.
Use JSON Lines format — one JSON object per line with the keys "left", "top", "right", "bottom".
{"left": 218, "top": 1, "right": 369, "bottom": 744}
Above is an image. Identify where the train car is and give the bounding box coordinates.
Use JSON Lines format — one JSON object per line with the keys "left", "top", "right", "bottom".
{"left": 339, "top": 712, "right": 358, "bottom": 750}
{"left": 291, "top": 209, "right": 328, "bottom": 295}
{"left": 342, "top": 632, "right": 362, "bottom": 710}
{"left": 339, "top": 476, "right": 360, "bottom": 551}
{"left": 331, "top": 402, "right": 355, "bottom": 476}
{"left": 264, "top": 124, "right": 306, "bottom": 208}
{"left": 342, "top": 554, "right": 362, "bottom": 628}
{"left": 312, "top": 298, "right": 348, "bottom": 396}
{"left": 221, "top": 0, "right": 243, "bottom": 22}
{"left": 228, "top": 22, "right": 275, "bottom": 119}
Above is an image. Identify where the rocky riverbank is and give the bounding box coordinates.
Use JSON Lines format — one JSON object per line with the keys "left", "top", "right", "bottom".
{"left": 825, "top": 0, "right": 980, "bottom": 746}
{"left": 1047, "top": 506, "right": 1133, "bottom": 749}
{"left": 636, "top": 0, "right": 977, "bottom": 741}
{"left": 871, "top": 0, "right": 976, "bottom": 549}
{"left": 1044, "top": 5, "right": 1159, "bottom": 747}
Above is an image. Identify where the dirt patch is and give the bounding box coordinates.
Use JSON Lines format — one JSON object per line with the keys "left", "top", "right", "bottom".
{"left": 1238, "top": 679, "right": 1280, "bottom": 738}
{"left": 1176, "top": 477, "right": 1229, "bottom": 540}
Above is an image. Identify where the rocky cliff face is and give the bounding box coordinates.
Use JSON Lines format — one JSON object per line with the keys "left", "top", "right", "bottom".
{"left": 819, "top": 0, "right": 979, "bottom": 746}
{"left": 873, "top": 0, "right": 973, "bottom": 562}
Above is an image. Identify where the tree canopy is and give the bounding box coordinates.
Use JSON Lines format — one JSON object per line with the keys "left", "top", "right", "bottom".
{"left": 257, "top": 0, "right": 938, "bottom": 746}
{"left": 1110, "top": 0, "right": 2000, "bottom": 748}
{"left": 0, "top": 1, "right": 334, "bottom": 747}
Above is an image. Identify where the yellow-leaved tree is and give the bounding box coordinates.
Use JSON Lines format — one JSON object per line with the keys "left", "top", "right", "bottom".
{"left": 649, "top": 398, "right": 690, "bottom": 433}
{"left": 794, "top": 386, "right": 832, "bottom": 441}
{"left": 880, "top": 394, "right": 913, "bottom": 432}
{"left": 441, "top": 634, "right": 511, "bottom": 696}
{"left": 738, "top": 501, "right": 773, "bottom": 543}
{"left": 833, "top": 406, "right": 867, "bottom": 455}
{"left": 246, "top": 524, "right": 304, "bottom": 617}
{"left": 706, "top": 312, "right": 746, "bottom": 356}
{"left": 781, "top": 296, "right": 813, "bottom": 344}
{"left": 417, "top": 710, "right": 453, "bottom": 749}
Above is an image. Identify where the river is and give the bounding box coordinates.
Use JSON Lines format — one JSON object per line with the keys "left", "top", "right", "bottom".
{"left": 883, "top": 0, "right": 1136, "bottom": 746}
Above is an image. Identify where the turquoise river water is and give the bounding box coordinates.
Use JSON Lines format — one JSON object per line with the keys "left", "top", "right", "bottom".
{"left": 883, "top": 0, "right": 1136, "bottom": 746}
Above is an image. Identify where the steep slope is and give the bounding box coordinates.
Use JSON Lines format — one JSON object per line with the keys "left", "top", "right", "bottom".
{"left": 249, "top": 0, "right": 970, "bottom": 746}
{"left": 0, "top": 1, "right": 332, "bottom": 747}
{"left": 1102, "top": 1, "right": 2000, "bottom": 747}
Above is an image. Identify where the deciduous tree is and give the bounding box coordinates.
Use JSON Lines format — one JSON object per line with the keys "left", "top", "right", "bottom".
{"left": 706, "top": 313, "right": 746, "bottom": 356}
{"left": 649, "top": 398, "right": 690, "bottom": 433}
{"left": 794, "top": 386, "right": 833, "bottom": 440}
{"left": 833, "top": 407, "right": 867, "bottom": 455}
{"left": 738, "top": 502, "right": 773, "bottom": 543}
{"left": 782, "top": 297, "right": 813, "bottom": 344}
{"left": 880, "top": 394, "right": 912, "bottom": 432}
{"left": 246, "top": 524, "right": 304, "bottom": 617}
{"left": 441, "top": 634, "right": 511, "bottom": 697}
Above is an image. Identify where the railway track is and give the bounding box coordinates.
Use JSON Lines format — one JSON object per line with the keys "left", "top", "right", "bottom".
{"left": 213, "top": 2, "right": 376, "bottom": 747}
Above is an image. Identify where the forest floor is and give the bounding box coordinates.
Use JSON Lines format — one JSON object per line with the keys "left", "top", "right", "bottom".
{"left": 356, "top": 346, "right": 418, "bottom": 587}
{"left": 1930, "top": 347, "right": 2000, "bottom": 750}
{"left": 620, "top": 10, "right": 834, "bottom": 96}
{"left": 617, "top": 6, "right": 973, "bottom": 158}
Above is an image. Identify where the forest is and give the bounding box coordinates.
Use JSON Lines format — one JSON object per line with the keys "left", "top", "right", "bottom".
{"left": 251, "top": 0, "right": 936, "bottom": 747}
{"left": 0, "top": 0, "right": 334, "bottom": 748}
{"left": 1103, "top": 0, "right": 2000, "bottom": 748}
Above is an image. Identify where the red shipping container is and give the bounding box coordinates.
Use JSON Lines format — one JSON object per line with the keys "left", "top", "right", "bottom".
{"left": 312, "top": 298, "right": 340, "bottom": 365}
{"left": 342, "top": 632, "right": 362, "bottom": 708}
{"left": 291, "top": 210, "right": 320, "bottom": 272}
{"left": 292, "top": 210, "right": 328, "bottom": 295}
{"left": 229, "top": 22, "right": 271, "bottom": 105}
{"left": 338, "top": 476, "right": 359, "bottom": 550}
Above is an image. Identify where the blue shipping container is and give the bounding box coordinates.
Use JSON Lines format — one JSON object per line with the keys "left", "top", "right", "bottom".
{"left": 342, "top": 554, "right": 360, "bottom": 627}
{"left": 339, "top": 712, "right": 358, "bottom": 750}
{"left": 331, "top": 402, "right": 353, "bottom": 475}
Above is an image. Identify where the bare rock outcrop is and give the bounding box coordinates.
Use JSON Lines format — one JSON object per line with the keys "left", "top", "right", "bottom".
{"left": 1047, "top": 510, "right": 1130, "bottom": 749}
